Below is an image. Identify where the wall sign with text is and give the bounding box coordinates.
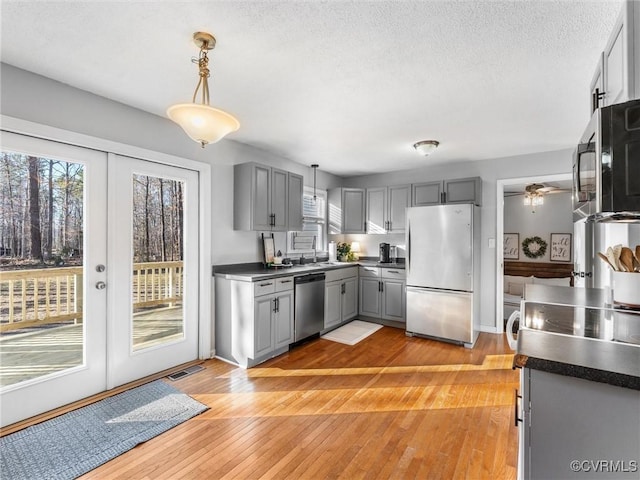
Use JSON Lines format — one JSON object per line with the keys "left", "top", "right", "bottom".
{"left": 504, "top": 233, "right": 519, "bottom": 260}
{"left": 550, "top": 233, "right": 572, "bottom": 262}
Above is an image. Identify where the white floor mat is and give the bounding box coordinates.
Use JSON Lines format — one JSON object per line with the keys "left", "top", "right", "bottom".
{"left": 321, "top": 320, "right": 383, "bottom": 345}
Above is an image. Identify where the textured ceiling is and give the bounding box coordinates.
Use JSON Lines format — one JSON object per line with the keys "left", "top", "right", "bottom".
{"left": 0, "top": 1, "right": 623, "bottom": 176}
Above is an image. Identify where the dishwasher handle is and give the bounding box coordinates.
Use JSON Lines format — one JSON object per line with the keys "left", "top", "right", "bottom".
{"left": 295, "top": 273, "right": 326, "bottom": 284}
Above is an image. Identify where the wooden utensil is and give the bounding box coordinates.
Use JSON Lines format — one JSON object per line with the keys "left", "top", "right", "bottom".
{"left": 597, "top": 252, "right": 615, "bottom": 270}
{"left": 613, "top": 244, "right": 623, "bottom": 271}
{"left": 620, "top": 247, "right": 635, "bottom": 273}
{"left": 606, "top": 247, "right": 619, "bottom": 271}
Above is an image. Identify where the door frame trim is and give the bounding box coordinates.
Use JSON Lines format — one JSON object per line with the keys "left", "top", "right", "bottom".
{"left": 495, "top": 173, "right": 572, "bottom": 333}
{"left": 1, "top": 115, "right": 212, "bottom": 359}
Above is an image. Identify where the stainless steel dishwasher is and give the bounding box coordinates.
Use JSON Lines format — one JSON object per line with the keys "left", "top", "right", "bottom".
{"left": 294, "top": 272, "right": 325, "bottom": 342}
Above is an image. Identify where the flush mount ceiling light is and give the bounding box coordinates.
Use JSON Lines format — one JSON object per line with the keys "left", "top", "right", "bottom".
{"left": 413, "top": 140, "right": 440, "bottom": 156}
{"left": 167, "top": 32, "right": 240, "bottom": 148}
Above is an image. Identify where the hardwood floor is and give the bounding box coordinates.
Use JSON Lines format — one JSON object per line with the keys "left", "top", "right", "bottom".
{"left": 81, "top": 328, "right": 519, "bottom": 479}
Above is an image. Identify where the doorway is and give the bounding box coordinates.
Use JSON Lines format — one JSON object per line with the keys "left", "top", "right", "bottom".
{"left": 495, "top": 173, "right": 573, "bottom": 332}
{"left": 0, "top": 132, "right": 201, "bottom": 426}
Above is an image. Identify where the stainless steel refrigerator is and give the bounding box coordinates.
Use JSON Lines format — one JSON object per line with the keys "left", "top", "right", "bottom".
{"left": 405, "top": 204, "right": 480, "bottom": 347}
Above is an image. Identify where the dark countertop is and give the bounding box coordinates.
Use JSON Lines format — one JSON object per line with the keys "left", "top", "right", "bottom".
{"left": 515, "top": 285, "right": 640, "bottom": 390}
{"left": 213, "top": 259, "right": 405, "bottom": 282}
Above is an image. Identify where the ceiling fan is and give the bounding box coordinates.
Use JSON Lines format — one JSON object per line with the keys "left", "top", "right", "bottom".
{"left": 504, "top": 182, "right": 572, "bottom": 212}
{"left": 504, "top": 183, "right": 572, "bottom": 198}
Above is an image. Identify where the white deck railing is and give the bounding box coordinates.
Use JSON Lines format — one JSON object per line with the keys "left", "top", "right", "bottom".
{"left": 0, "top": 261, "right": 183, "bottom": 332}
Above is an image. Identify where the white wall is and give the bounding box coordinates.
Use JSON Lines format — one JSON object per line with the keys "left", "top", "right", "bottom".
{"left": 1, "top": 63, "right": 576, "bottom": 334}
{"left": 0, "top": 64, "right": 343, "bottom": 266}
{"left": 339, "top": 151, "right": 574, "bottom": 331}
{"left": 504, "top": 192, "right": 573, "bottom": 263}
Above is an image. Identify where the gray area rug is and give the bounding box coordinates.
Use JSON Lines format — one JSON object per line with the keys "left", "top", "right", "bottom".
{"left": 0, "top": 380, "right": 208, "bottom": 479}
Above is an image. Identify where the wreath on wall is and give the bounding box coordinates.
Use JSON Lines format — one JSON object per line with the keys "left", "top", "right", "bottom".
{"left": 522, "top": 236, "right": 547, "bottom": 259}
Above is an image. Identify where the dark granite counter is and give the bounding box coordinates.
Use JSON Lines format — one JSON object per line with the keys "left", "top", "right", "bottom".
{"left": 213, "top": 259, "right": 404, "bottom": 282}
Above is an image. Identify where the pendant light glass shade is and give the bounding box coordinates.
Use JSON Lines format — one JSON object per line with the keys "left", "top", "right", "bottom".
{"left": 167, "top": 32, "right": 239, "bottom": 148}
{"left": 167, "top": 103, "right": 239, "bottom": 146}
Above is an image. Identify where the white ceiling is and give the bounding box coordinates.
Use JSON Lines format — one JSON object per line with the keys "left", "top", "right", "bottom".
{"left": 0, "top": 1, "right": 623, "bottom": 176}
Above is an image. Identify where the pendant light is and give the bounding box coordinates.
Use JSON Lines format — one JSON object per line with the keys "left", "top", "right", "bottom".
{"left": 311, "top": 164, "right": 319, "bottom": 201}
{"left": 167, "top": 32, "right": 240, "bottom": 148}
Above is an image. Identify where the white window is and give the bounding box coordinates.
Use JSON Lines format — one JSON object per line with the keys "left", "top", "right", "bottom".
{"left": 288, "top": 187, "right": 326, "bottom": 254}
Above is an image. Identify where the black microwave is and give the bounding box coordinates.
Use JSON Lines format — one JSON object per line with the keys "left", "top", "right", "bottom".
{"left": 573, "top": 98, "right": 640, "bottom": 220}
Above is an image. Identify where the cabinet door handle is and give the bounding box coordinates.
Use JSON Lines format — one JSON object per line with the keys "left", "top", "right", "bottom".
{"left": 259, "top": 282, "right": 273, "bottom": 287}
{"left": 514, "top": 389, "right": 523, "bottom": 427}
{"left": 592, "top": 87, "right": 605, "bottom": 112}
{"left": 341, "top": 283, "right": 346, "bottom": 294}
{"left": 387, "top": 270, "right": 399, "bottom": 274}
{"left": 280, "top": 279, "right": 292, "bottom": 284}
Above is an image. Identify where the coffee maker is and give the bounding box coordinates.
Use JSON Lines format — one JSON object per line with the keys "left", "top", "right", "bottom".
{"left": 379, "top": 243, "right": 391, "bottom": 263}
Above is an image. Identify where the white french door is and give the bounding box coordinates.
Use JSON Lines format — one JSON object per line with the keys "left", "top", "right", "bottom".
{"left": 0, "top": 134, "right": 200, "bottom": 427}
{"left": 0, "top": 132, "right": 108, "bottom": 426}
{"left": 107, "top": 155, "right": 199, "bottom": 388}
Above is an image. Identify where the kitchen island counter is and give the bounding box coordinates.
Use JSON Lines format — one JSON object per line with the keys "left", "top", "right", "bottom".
{"left": 515, "top": 285, "right": 640, "bottom": 390}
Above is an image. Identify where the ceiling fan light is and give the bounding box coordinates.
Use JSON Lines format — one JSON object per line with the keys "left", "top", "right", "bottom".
{"left": 413, "top": 140, "right": 440, "bottom": 156}
{"left": 167, "top": 103, "right": 240, "bottom": 146}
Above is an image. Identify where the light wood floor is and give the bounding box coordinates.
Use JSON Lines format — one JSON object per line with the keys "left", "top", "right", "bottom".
{"left": 81, "top": 328, "right": 519, "bottom": 480}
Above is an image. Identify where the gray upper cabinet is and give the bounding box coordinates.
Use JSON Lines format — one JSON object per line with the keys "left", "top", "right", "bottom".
{"left": 234, "top": 162, "right": 303, "bottom": 231}
{"left": 444, "top": 177, "right": 482, "bottom": 205}
{"left": 365, "top": 187, "right": 387, "bottom": 234}
{"left": 387, "top": 185, "right": 410, "bottom": 233}
{"left": 591, "top": 0, "right": 639, "bottom": 111}
{"left": 366, "top": 185, "right": 410, "bottom": 233}
{"left": 412, "top": 181, "right": 442, "bottom": 206}
{"left": 271, "top": 168, "right": 288, "bottom": 231}
{"left": 287, "top": 173, "right": 304, "bottom": 231}
{"left": 412, "top": 177, "right": 482, "bottom": 206}
{"left": 328, "top": 188, "right": 366, "bottom": 234}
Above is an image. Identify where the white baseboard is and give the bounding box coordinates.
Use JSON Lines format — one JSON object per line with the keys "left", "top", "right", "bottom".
{"left": 480, "top": 325, "right": 499, "bottom": 334}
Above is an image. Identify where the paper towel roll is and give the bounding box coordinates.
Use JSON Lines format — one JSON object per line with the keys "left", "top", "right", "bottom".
{"left": 329, "top": 241, "right": 337, "bottom": 262}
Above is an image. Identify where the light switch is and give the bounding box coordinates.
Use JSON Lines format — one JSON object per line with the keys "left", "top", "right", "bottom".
{"left": 488, "top": 238, "right": 496, "bottom": 249}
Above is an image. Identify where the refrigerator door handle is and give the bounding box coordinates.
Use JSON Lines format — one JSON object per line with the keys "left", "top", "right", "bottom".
{"left": 406, "top": 224, "right": 411, "bottom": 279}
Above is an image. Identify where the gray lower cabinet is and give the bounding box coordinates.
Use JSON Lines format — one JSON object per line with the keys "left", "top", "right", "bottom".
{"left": 254, "top": 291, "right": 293, "bottom": 357}
{"left": 215, "top": 275, "right": 294, "bottom": 368}
{"left": 324, "top": 267, "right": 358, "bottom": 329}
{"left": 359, "top": 266, "right": 405, "bottom": 322}
{"left": 412, "top": 177, "right": 482, "bottom": 206}
{"left": 518, "top": 367, "right": 640, "bottom": 480}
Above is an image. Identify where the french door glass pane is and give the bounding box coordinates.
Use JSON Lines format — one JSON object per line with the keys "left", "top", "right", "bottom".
{"left": 131, "top": 174, "right": 184, "bottom": 351}
{"left": 0, "top": 152, "right": 85, "bottom": 387}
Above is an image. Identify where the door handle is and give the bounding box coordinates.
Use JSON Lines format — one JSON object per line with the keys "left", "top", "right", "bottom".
{"left": 341, "top": 283, "right": 346, "bottom": 294}
{"left": 95, "top": 281, "right": 106, "bottom": 290}
{"left": 514, "top": 389, "right": 523, "bottom": 427}
{"left": 95, "top": 264, "right": 106, "bottom": 272}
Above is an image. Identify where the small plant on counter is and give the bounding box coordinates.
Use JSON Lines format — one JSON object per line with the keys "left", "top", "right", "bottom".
{"left": 337, "top": 242, "right": 355, "bottom": 262}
